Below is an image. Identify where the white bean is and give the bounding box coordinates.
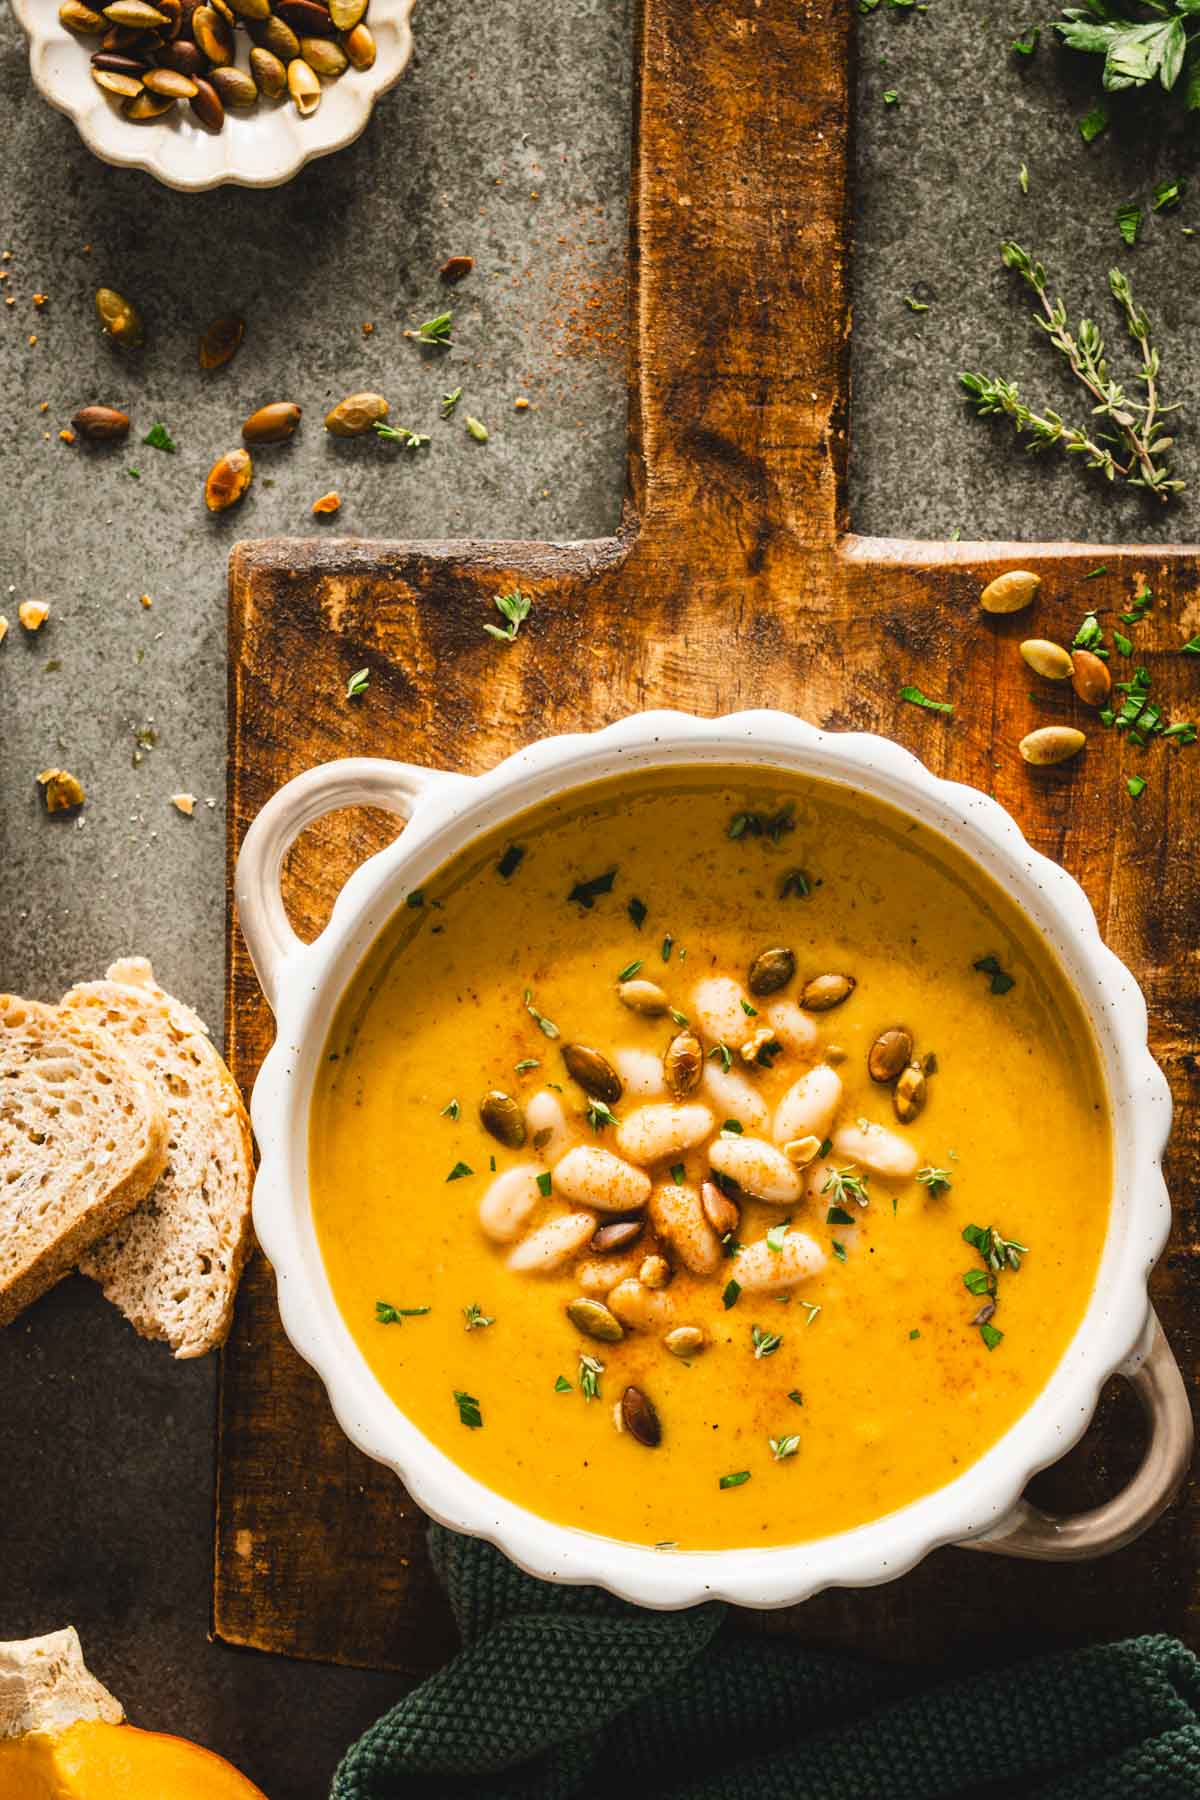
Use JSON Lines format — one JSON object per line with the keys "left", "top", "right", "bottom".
{"left": 766, "top": 999, "right": 820, "bottom": 1057}
{"left": 648, "top": 1181, "right": 723, "bottom": 1274}
{"left": 507, "top": 1210, "right": 596, "bottom": 1272}
{"left": 692, "top": 976, "right": 755, "bottom": 1049}
{"left": 607, "top": 1277, "right": 676, "bottom": 1332}
{"left": 832, "top": 1120, "right": 920, "bottom": 1181}
{"left": 616, "top": 1102, "right": 713, "bottom": 1166}
{"left": 478, "top": 1163, "right": 547, "bottom": 1243}
{"left": 612, "top": 1047, "right": 667, "bottom": 1099}
{"left": 735, "top": 1230, "right": 825, "bottom": 1292}
{"left": 701, "top": 1060, "right": 769, "bottom": 1131}
{"left": 526, "top": 1089, "right": 575, "bottom": 1162}
{"left": 804, "top": 1157, "right": 841, "bottom": 1206}
{"left": 772, "top": 1065, "right": 842, "bottom": 1148}
{"left": 708, "top": 1133, "right": 802, "bottom": 1203}
{"left": 574, "top": 1249, "right": 649, "bottom": 1296}
{"left": 552, "top": 1144, "right": 652, "bottom": 1213}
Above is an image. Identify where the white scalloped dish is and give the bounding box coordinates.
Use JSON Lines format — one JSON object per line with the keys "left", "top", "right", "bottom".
{"left": 235, "top": 711, "right": 1192, "bottom": 1607}
{"left": 10, "top": 0, "right": 416, "bottom": 191}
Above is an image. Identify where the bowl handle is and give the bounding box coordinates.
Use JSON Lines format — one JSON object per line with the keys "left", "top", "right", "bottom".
{"left": 235, "top": 757, "right": 465, "bottom": 1012}
{"left": 963, "top": 1309, "right": 1192, "bottom": 1562}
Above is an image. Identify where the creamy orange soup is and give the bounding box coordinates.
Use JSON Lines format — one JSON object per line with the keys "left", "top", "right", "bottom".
{"left": 309, "top": 769, "right": 1110, "bottom": 1550}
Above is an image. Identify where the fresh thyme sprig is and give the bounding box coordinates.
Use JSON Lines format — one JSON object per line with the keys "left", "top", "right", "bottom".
{"left": 960, "top": 243, "right": 1184, "bottom": 502}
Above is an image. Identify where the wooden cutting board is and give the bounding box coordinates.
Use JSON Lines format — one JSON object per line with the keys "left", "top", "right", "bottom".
{"left": 217, "top": 0, "right": 1200, "bottom": 1674}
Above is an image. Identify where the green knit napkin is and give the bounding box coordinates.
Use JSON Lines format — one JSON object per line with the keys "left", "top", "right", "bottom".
{"left": 332, "top": 1527, "right": 1200, "bottom": 1800}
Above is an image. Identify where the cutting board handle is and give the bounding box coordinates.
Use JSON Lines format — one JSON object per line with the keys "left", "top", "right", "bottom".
{"left": 235, "top": 757, "right": 463, "bottom": 1012}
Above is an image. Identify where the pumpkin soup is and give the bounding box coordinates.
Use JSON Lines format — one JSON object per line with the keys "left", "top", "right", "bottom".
{"left": 310, "top": 768, "right": 1110, "bottom": 1549}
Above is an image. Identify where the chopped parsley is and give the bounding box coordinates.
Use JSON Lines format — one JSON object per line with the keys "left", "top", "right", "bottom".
{"left": 515, "top": 1057, "right": 540, "bottom": 1073}
{"left": 973, "top": 954, "right": 1015, "bottom": 995}
{"left": 1116, "top": 202, "right": 1141, "bottom": 248}
{"left": 909, "top": 1328, "right": 921, "bottom": 1341}
{"left": 536, "top": 1172, "right": 553, "bottom": 1197}
{"left": 1078, "top": 104, "right": 1109, "bottom": 144}
{"left": 769, "top": 1433, "right": 801, "bottom": 1461}
{"left": 497, "top": 843, "right": 526, "bottom": 878}
{"left": 1127, "top": 775, "right": 1147, "bottom": 799}
{"left": 722, "top": 1278, "right": 742, "bottom": 1310}
{"left": 453, "top": 1389, "right": 482, "bottom": 1428}
{"left": 1011, "top": 24, "right": 1039, "bottom": 53}
{"left": 554, "top": 1374, "right": 572, "bottom": 1393}
{"left": 722, "top": 1119, "right": 744, "bottom": 1136}
{"left": 523, "top": 990, "right": 560, "bottom": 1039}
{"left": 586, "top": 1099, "right": 619, "bottom": 1132}
{"left": 788, "top": 1389, "right": 803, "bottom": 1406}
{"left": 617, "top": 958, "right": 643, "bottom": 982}
{"left": 441, "top": 1098, "right": 460, "bottom": 1119}
{"left": 375, "top": 1301, "right": 431, "bottom": 1324}
{"left": 980, "top": 1322, "right": 1004, "bottom": 1351}
{"left": 766, "top": 1220, "right": 789, "bottom": 1252}
{"left": 143, "top": 421, "right": 177, "bottom": 453}
{"left": 670, "top": 1163, "right": 686, "bottom": 1185}
{"left": 568, "top": 867, "right": 617, "bottom": 909}
{"left": 727, "top": 804, "right": 795, "bottom": 843}
{"left": 709, "top": 1042, "right": 733, "bottom": 1073}
{"left": 346, "top": 668, "right": 370, "bottom": 699}
{"left": 661, "top": 933, "right": 674, "bottom": 961}
{"left": 1113, "top": 630, "right": 1133, "bottom": 657}
{"left": 916, "top": 1166, "right": 953, "bottom": 1197}
{"left": 484, "top": 588, "right": 532, "bottom": 644}
{"left": 1072, "top": 613, "right": 1105, "bottom": 654}
{"left": 462, "top": 1303, "right": 493, "bottom": 1331}
{"left": 825, "top": 1205, "right": 855, "bottom": 1225}
{"left": 900, "top": 684, "right": 953, "bottom": 715}
{"left": 719, "top": 1470, "right": 751, "bottom": 1489}
{"left": 831, "top": 1239, "right": 848, "bottom": 1262}
{"left": 406, "top": 890, "right": 424, "bottom": 908}
{"left": 1182, "top": 637, "right": 1200, "bottom": 656}
{"left": 628, "top": 896, "right": 648, "bottom": 928}
{"left": 440, "top": 386, "right": 462, "bottom": 417}
{"left": 445, "top": 1161, "right": 473, "bottom": 1182}
{"left": 779, "top": 868, "right": 815, "bottom": 900}
{"left": 1153, "top": 178, "right": 1186, "bottom": 213}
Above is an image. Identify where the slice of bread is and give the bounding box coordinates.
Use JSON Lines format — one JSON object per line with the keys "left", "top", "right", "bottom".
{"left": 62, "top": 958, "right": 254, "bottom": 1360}
{"left": 0, "top": 1628, "right": 123, "bottom": 1739}
{"left": 0, "top": 996, "right": 169, "bottom": 1331}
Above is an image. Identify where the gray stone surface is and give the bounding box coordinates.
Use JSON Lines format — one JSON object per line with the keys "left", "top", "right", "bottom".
{"left": 1, "top": 2, "right": 1195, "bottom": 1796}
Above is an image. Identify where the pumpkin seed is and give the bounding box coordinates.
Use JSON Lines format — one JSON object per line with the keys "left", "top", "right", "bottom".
{"left": 561, "top": 1043, "right": 622, "bottom": 1104}
{"left": 868, "top": 1026, "right": 912, "bottom": 1084}
{"left": 71, "top": 404, "right": 130, "bottom": 440}
{"left": 617, "top": 977, "right": 669, "bottom": 1016}
{"left": 123, "top": 85, "right": 174, "bottom": 115}
{"left": 663, "top": 1028, "right": 703, "bottom": 1099}
{"left": 156, "top": 0, "right": 181, "bottom": 35}
{"left": 639, "top": 1255, "right": 671, "bottom": 1289}
{"left": 1071, "top": 649, "right": 1112, "bottom": 708}
{"left": 253, "top": 12, "right": 300, "bottom": 56}
{"left": 566, "top": 1298, "right": 625, "bottom": 1344}
{"left": 37, "top": 769, "right": 85, "bottom": 812}
{"left": 342, "top": 21, "right": 375, "bottom": 67}
{"left": 189, "top": 73, "right": 224, "bottom": 127}
{"left": 94, "top": 286, "right": 144, "bottom": 348}
{"left": 328, "top": 0, "right": 364, "bottom": 25}
{"left": 102, "top": 0, "right": 167, "bottom": 23}
{"left": 159, "top": 37, "right": 204, "bottom": 71}
{"left": 60, "top": 0, "right": 107, "bottom": 31}
{"left": 980, "top": 570, "right": 1041, "bottom": 614}
{"left": 209, "top": 0, "right": 233, "bottom": 21}
{"left": 700, "top": 1178, "right": 739, "bottom": 1239}
{"left": 800, "top": 972, "right": 856, "bottom": 1012}
{"left": 621, "top": 1385, "right": 662, "bottom": 1447}
{"left": 300, "top": 32, "right": 346, "bottom": 73}
{"left": 204, "top": 447, "right": 252, "bottom": 512}
{"left": 241, "top": 400, "right": 301, "bottom": 444}
{"left": 1020, "top": 639, "right": 1074, "bottom": 681}
{"left": 478, "top": 1090, "right": 526, "bottom": 1149}
{"left": 893, "top": 1062, "right": 926, "bottom": 1124}
{"left": 1019, "top": 726, "right": 1086, "bottom": 766}
{"left": 191, "top": 3, "right": 232, "bottom": 61}
{"left": 143, "top": 65, "right": 198, "bottom": 94}
{"left": 249, "top": 44, "right": 286, "bottom": 93}
{"left": 747, "top": 946, "right": 795, "bottom": 996}
{"left": 93, "top": 66, "right": 143, "bottom": 93}
{"left": 664, "top": 1326, "right": 706, "bottom": 1358}
{"left": 211, "top": 64, "right": 258, "bottom": 104}
{"left": 93, "top": 44, "right": 152, "bottom": 64}
{"left": 226, "top": 0, "right": 269, "bottom": 16}
{"left": 324, "top": 390, "right": 388, "bottom": 436}
{"left": 275, "top": 0, "right": 334, "bottom": 32}
{"left": 590, "top": 1219, "right": 643, "bottom": 1254}
{"left": 198, "top": 314, "right": 244, "bottom": 369}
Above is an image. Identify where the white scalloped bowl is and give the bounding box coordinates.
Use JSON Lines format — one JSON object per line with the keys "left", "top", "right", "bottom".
{"left": 236, "top": 711, "right": 1189, "bottom": 1608}
{"left": 10, "top": 0, "right": 416, "bottom": 190}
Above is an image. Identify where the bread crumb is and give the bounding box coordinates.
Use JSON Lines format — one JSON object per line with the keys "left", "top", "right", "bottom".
{"left": 362, "top": 321, "right": 374, "bottom": 336}
{"left": 59, "top": 428, "right": 76, "bottom": 445}
{"left": 28, "top": 334, "right": 37, "bottom": 346}
{"left": 439, "top": 255, "right": 474, "bottom": 283}
{"left": 19, "top": 601, "right": 48, "bottom": 631}
{"left": 235, "top": 1529, "right": 254, "bottom": 1560}
{"left": 171, "top": 793, "right": 196, "bottom": 816}
{"left": 139, "top": 593, "right": 153, "bottom": 609}
{"left": 37, "top": 768, "right": 85, "bottom": 811}
{"left": 0, "top": 616, "right": 8, "bottom": 644}
{"left": 514, "top": 396, "right": 530, "bottom": 410}
{"left": 33, "top": 293, "right": 47, "bottom": 307}
{"left": 38, "top": 400, "right": 48, "bottom": 413}
{"left": 312, "top": 490, "right": 341, "bottom": 516}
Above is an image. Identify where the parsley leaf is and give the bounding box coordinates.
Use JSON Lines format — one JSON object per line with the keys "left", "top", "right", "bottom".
{"left": 142, "top": 421, "right": 177, "bottom": 453}
{"left": 900, "top": 683, "right": 953, "bottom": 715}
{"left": 568, "top": 868, "right": 617, "bottom": 909}
{"left": 453, "top": 1389, "right": 482, "bottom": 1427}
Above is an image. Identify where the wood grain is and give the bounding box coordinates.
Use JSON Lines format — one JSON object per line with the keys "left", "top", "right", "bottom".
{"left": 216, "top": 0, "right": 1200, "bottom": 1672}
